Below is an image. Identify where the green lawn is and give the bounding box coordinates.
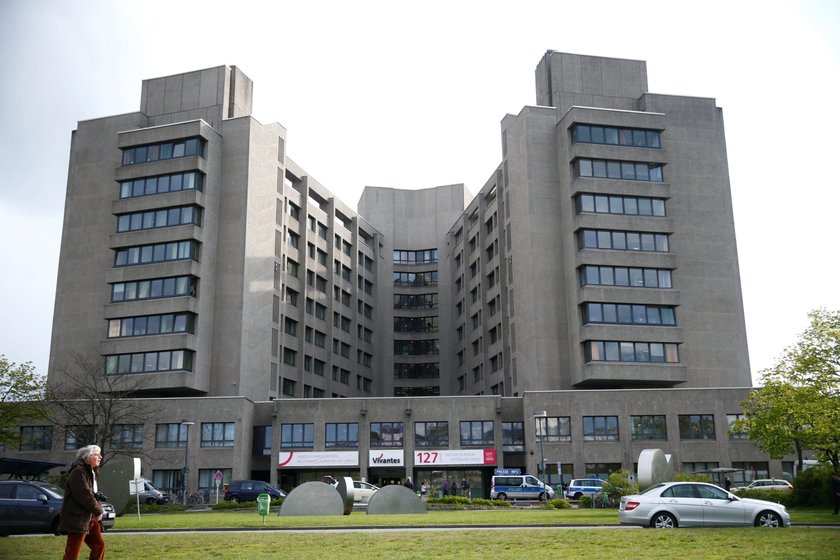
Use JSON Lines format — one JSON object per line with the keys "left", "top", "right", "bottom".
{"left": 2, "top": 508, "right": 837, "bottom": 560}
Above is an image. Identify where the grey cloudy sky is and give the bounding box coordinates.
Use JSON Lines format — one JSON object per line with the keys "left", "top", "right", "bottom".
{"left": 1, "top": 0, "right": 838, "bottom": 385}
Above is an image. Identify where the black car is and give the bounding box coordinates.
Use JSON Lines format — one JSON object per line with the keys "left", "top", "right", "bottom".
{"left": 0, "top": 480, "right": 115, "bottom": 536}
{"left": 223, "top": 480, "right": 286, "bottom": 503}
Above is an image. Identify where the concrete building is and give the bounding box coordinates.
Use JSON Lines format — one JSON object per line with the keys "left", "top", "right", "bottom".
{"left": 18, "top": 52, "right": 789, "bottom": 497}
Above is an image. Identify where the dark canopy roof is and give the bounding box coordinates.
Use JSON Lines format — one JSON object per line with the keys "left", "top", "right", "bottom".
{"left": 0, "top": 457, "right": 66, "bottom": 479}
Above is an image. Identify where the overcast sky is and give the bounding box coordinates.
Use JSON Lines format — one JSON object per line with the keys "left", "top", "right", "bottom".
{"left": 1, "top": 0, "right": 838, "bottom": 385}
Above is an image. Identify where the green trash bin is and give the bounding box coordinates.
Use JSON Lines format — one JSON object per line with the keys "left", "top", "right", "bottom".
{"left": 257, "top": 492, "right": 271, "bottom": 517}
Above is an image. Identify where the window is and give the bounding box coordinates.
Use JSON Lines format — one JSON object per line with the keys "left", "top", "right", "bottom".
{"left": 679, "top": 414, "right": 716, "bottom": 440}
{"left": 583, "top": 416, "right": 619, "bottom": 441}
{"left": 583, "top": 303, "right": 676, "bottom": 326}
{"left": 576, "top": 193, "right": 666, "bottom": 217}
{"left": 415, "top": 421, "right": 448, "bottom": 447}
{"left": 64, "top": 425, "right": 95, "bottom": 450}
{"left": 107, "top": 312, "right": 196, "bottom": 338}
{"left": 19, "top": 426, "right": 53, "bottom": 451}
{"left": 282, "top": 378, "right": 296, "bottom": 397}
{"left": 155, "top": 423, "right": 188, "bottom": 448}
{"left": 460, "top": 420, "right": 494, "bottom": 446}
{"left": 198, "top": 468, "right": 232, "bottom": 491}
{"left": 393, "top": 249, "right": 438, "bottom": 264}
{"left": 281, "top": 423, "right": 314, "bottom": 448}
{"left": 393, "top": 271, "right": 438, "bottom": 286}
{"left": 502, "top": 422, "right": 524, "bottom": 452}
{"left": 116, "top": 205, "right": 202, "bottom": 232}
{"left": 536, "top": 416, "right": 571, "bottom": 443}
{"left": 111, "top": 275, "right": 197, "bottom": 303}
{"left": 105, "top": 350, "right": 193, "bottom": 374}
{"left": 394, "top": 363, "right": 439, "bottom": 379}
{"left": 110, "top": 424, "right": 144, "bottom": 448}
{"left": 326, "top": 423, "right": 358, "bottom": 448}
{"left": 394, "top": 339, "right": 439, "bottom": 356}
{"left": 121, "top": 137, "right": 205, "bottom": 166}
{"left": 572, "top": 124, "right": 661, "bottom": 149}
{"left": 282, "top": 348, "right": 296, "bottom": 366}
{"left": 114, "top": 240, "right": 199, "bottom": 267}
{"left": 286, "top": 230, "right": 300, "bottom": 249}
{"left": 579, "top": 229, "right": 669, "bottom": 252}
{"left": 631, "top": 415, "right": 667, "bottom": 441}
{"left": 370, "top": 422, "right": 404, "bottom": 447}
{"left": 579, "top": 266, "right": 672, "bottom": 289}
{"left": 285, "top": 287, "right": 299, "bottom": 306}
{"left": 394, "top": 316, "right": 439, "bottom": 332}
{"left": 574, "top": 158, "right": 663, "bottom": 182}
{"left": 119, "top": 171, "right": 204, "bottom": 199}
{"left": 585, "top": 341, "right": 679, "bottom": 363}
{"left": 727, "top": 414, "right": 749, "bottom": 441}
{"left": 200, "top": 422, "right": 234, "bottom": 448}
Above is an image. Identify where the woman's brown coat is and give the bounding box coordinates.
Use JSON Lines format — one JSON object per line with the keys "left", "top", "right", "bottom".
{"left": 58, "top": 458, "right": 103, "bottom": 534}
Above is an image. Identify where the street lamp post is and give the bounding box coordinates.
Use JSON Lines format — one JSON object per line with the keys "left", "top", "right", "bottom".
{"left": 181, "top": 420, "right": 195, "bottom": 504}
{"left": 534, "top": 411, "right": 547, "bottom": 486}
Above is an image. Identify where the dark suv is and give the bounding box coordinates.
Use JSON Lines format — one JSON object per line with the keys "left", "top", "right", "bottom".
{"left": 223, "top": 480, "right": 286, "bottom": 503}
{"left": 0, "top": 479, "right": 115, "bottom": 536}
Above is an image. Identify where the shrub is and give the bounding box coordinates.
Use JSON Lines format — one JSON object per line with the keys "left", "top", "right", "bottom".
{"left": 790, "top": 465, "right": 833, "bottom": 507}
{"left": 212, "top": 500, "right": 261, "bottom": 510}
{"left": 673, "top": 471, "right": 712, "bottom": 483}
{"left": 603, "top": 470, "right": 638, "bottom": 503}
{"left": 547, "top": 498, "right": 570, "bottom": 509}
{"left": 427, "top": 496, "right": 471, "bottom": 506}
{"left": 734, "top": 489, "right": 795, "bottom": 507}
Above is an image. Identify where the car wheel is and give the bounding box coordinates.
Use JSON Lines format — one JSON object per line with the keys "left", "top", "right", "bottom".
{"left": 229, "top": 495, "right": 239, "bottom": 503}
{"left": 573, "top": 492, "right": 582, "bottom": 500}
{"left": 755, "top": 511, "right": 782, "bottom": 528}
{"left": 538, "top": 492, "right": 547, "bottom": 502}
{"left": 496, "top": 492, "right": 507, "bottom": 501}
{"left": 145, "top": 498, "right": 156, "bottom": 505}
{"left": 651, "top": 512, "right": 677, "bottom": 528}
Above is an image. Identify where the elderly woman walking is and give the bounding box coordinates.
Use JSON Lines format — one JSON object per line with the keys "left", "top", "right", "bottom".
{"left": 59, "top": 444, "right": 106, "bottom": 560}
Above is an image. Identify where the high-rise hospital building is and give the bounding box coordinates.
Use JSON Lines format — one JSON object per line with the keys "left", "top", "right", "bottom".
{"left": 29, "top": 52, "right": 787, "bottom": 494}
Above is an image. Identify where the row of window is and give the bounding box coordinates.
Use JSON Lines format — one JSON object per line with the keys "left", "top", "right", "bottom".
{"left": 577, "top": 193, "right": 666, "bottom": 217}
{"left": 585, "top": 340, "right": 680, "bottom": 363}
{"left": 111, "top": 275, "right": 197, "bottom": 302}
{"left": 119, "top": 171, "right": 204, "bottom": 199}
{"left": 582, "top": 303, "right": 677, "bottom": 326}
{"left": 394, "top": 293, "right": 438, "bottom": 309}
{"left": 116, "top": 205, "right": 202, "bottom": 233}
{"left": 114, "top": 240, "right": 199, "bottom": 267}
{"left": 580, "top": 229, "right": 669, "bottom": 252}
{"left": 107, "top": 312, "right": 195, "bottom": 338}
{"left": 571, "top": 124, "right": 661, "bottom": 148}
{"left": 121, "top": 137, "right": 205, "bottom": 166}
{"left": 393, "top": 271, "right": 438, "bottom": 286}
{"left": 394, "top": 363, "right": 440, "bottom": 380}
{"left": 394, "top": 339, "right": 439, "bottom": 356}
{"left": 104, "top": 349, "right": 193, "bottom": 375}
{"left": 394, "top": 316, "right": 439, "bottom": 332}
{"left": 574, "top": 158, "right": 664, "bottom": 182}
{"left": 579, "top": 266, "right": 672, "bottom": 289}
{"left": 393, "top": 249, "right": 438, "bottom": 264}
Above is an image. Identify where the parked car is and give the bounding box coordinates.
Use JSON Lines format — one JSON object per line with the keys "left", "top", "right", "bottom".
{"left": 223, "top": 480, "right": 286, "bottom": 503}
{"left": 491, "top": 475, "right": 555, "bottom": 501}
{"left": 0, "top": 480, "right": 115, "bottom": 536}
{"left": 565, "top": 478, "right": 606, "bottom": 500}
{"left": 734, "top": 479, "right": 793, "bottom": 493}
{"left": 619, "top": 481, "right": 790, "bottom": 528}
{"left": 136, "top": 477, "right": 170, "bottom": 505}
{"left": 352, "top": 480, "right": 379, "bottom": 503}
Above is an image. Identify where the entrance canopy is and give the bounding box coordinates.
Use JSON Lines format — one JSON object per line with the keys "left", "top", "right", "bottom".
{"left": 0, "top": 457, "right": 66, "bottom": 479}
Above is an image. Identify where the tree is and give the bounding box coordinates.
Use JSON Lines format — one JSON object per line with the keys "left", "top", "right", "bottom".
{"left": 736, "top": 308, "right": 840, "bottom": 473}
{"left": 0, "top": 355, "right": 46, "bottom": 449}
{"left": 45, "top": 353, "right": 161, "bottom": 465}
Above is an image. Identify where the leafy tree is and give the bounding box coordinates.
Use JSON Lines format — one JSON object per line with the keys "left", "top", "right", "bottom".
{"left": 0, "top": 355, "right": 46, "bottom": 449}
{"left": 736, "top": 308, "right": 840, "bottom": 473}
{"left": 602, "top": 469, "right": 639, "bottom": 502}
{"left": 45, "top": 353, "right": 160, "bottom": 465}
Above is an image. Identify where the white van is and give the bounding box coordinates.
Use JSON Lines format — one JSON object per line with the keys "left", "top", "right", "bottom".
{"left": 490, "top": 474, "right": 555, "bottom": 501}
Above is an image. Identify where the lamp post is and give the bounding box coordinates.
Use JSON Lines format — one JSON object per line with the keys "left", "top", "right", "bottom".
{"left": 534, "top": 411, "right": 547, "bottom": 486}
{"left": 181, "top": 420, "right": 195, "bottom": 504}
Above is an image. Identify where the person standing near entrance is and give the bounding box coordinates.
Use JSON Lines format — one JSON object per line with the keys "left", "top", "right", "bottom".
{"left": 461, "top": 477, "right": 470, "bottom": 498}
{"left": 59, "top": 444, "right": 106, "bottom": 560}
{"left": 441, "top": 479, "right": 449, "bottom": 496}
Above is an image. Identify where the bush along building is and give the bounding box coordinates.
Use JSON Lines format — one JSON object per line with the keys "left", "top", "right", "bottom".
{"left": 23, "top": 52, "right": 793, "bottom": 497}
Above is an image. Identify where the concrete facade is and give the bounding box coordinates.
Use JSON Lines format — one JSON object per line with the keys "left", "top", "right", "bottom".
{"left": 24, "top": 53, "right": 781, "bottom": 497}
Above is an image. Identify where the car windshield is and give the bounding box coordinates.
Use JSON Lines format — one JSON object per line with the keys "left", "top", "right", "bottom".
{"left": 36, "top": 481, "right": 64, "bottom": 499}
{"left": 639, "top": 483, "right": 667, "bottom": 496}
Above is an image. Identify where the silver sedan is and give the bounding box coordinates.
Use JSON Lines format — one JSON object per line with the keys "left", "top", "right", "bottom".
{"left": 619, "top": 482, "right": 790, "bottom": 528}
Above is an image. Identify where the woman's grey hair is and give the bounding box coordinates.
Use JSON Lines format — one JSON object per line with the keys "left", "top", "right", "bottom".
{"left": 76, "top": 444, "right": 102, "bottom": 460}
